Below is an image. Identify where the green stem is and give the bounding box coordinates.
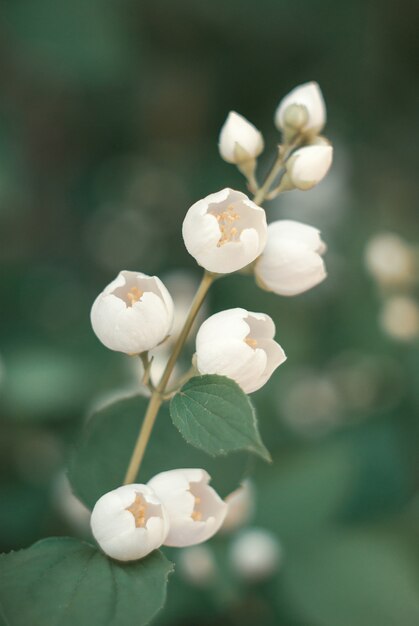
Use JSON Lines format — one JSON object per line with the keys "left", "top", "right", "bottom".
{"left": 123, "top": 270, "right": 215, "bottom": 484}
{"left": 253, "top": 137, "right": 303, "bottom": 205}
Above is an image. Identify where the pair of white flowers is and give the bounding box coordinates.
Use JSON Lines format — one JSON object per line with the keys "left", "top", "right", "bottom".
{"left": 181, "top": 187, "right": 326, "bottom": 288}
{"left": 219, "top": 82, "right": 332, "bottom": 191}
{"left": 91, "top": 468, "right": 227, "bottom": 561}
{"left": 91, "top": 267, "right": 285, "bottom": 393}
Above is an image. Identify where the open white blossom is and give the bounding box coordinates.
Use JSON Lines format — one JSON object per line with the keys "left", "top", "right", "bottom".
{"left": 230, "top": 528, "right": 282, "bottom": 581}
{"left": 255, "top": 220, "right": 327, "bottom": 296}
{"left": 195, "top": 308, "right": 286, "bottom": 393}
{"left": 90, "top": 484, "right": 170, "bottom": 561}
{"left": 219, "top": 112, "right": 264, "bottom": 164}
{"left": 182, "top": 188, "right": 267, "bottom": 274}
{"left": 286, "top": 145, "right": 333, "bottom": 190}
{"left": 364, "top": 233, "right": 415, "bottom": 287}
{"left": 147, "top": 469, "right": 227, "bottom": 547}
{"left": 221, "top": 480, "right": 255, "bottom": 533}
{"left": 90, "top": 271, "right": 174, "bottom": 354}
{"left": 275, "top": 81, "right": 326, "bottom": 134}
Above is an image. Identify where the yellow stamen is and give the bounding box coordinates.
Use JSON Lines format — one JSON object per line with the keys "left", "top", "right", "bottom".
{"left": 245, "top": 337, "right": 258, "bottom": 349}
{"left": 209, "top": 204, "right": 241, "bottom": 247}
{"left": 126, "top": 494, "right": 148, "bottom": 528}
{"left": 191, "top": 495, "right": 203, "bottom": 522}
{"left": 126, "top": 286, "right": 143, "bottom": 306}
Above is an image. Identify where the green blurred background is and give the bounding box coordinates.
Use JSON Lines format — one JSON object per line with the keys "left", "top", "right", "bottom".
{"left": 0, "top": 1, "right": 418, "bottom": 625}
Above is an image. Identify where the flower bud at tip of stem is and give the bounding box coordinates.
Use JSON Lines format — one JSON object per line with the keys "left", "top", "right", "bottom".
{"left": 282, "top": 104, "right": 309, "bottom": 143}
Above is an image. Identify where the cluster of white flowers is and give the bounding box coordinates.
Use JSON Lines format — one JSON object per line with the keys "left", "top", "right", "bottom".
{"left": 219, "top": 81, "right": 332, "bottom": 190}
{"left": 90, "top": 82, "right": 332, "bottom": 391}
{"left": 88, "top": 81, "right": 333, "bottom": 562}
{"left": 91, "top": 469, "right": 227, "bottom": 561}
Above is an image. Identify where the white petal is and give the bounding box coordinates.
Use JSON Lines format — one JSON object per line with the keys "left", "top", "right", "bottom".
{"left": 196, "top": 308, "right": 250, "bottom": 343}
{"left": 148, "top": 469, "right": 227, "bottom": 547}
{"left": 267, "top": 221, "right": 324, "bottom": 253}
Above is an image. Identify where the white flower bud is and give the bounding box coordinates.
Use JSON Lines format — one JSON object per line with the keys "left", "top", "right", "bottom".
{"left": 274, "top": 81, "right": 326, "bottom": 134}
{"left": 221, "top": 480, "right": 255, "bottom": 533}
{"left": 255, "top": 220, "right": 327, "bottom": 296}
{"left": 218, "top": 112, "right": 264, "bottom": 164}
{"left": 90, "top": 270, "right": 174, "bottom": 354}
{"left": 182, "top": 188, "right": 267, "bottom": 274}
{"left": 178, "top": 546, "right": 217, "bottom": 586}
{"left": 286, "top": 145, "right": 333, "bottom": 190}
{"left": 380, "top": 296, "right": 419, "bottom": 342}
{"left": 230, "top": 528, "right": 282, "bottom": 581}
{"left": 90, "top": 484, "right": 170, "bottom": 561}
{"left": 364, "top": 233, "right": 415, "bottom": 287}
{"left": 147, "top": 468, "right": 227, "bottom": 547}
{"left": 195, "top": 308, "right": 286, "bottom": 394}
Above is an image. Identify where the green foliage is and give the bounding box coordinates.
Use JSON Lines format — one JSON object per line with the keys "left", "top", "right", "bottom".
{"left": 283, "top": 529, "right": 419, "bottom": 626}
{"left": 69, "top": 394, "right": 251, "bottom": 509}
{"left": 170, "top": 375, "right": 271, "bottom": 461}
{"left": 0, "top": 537, "right": 173, "bottom": 626}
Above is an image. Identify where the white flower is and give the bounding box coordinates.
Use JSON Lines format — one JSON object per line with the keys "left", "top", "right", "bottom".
{"left": 230, "top": 528, "right": 282, "bottom": 581}
{"left": 178, "top": 546, "right": 216, "bottom": 586}
{"left": 221, "top": 480, "right": 255, "bottom": 533}
{"left": 286, "top": 145, "right": 333, "bottom": 190}
{"left": 182, "top": 188, "right": 267, "bottom": 274}
{"left": 147, "top": 468, "right": 227, "bottom": 547}
{"left": 255, "top": 220, "right": 327, "bottom": 296}
{"left": 364, "top": 233, "right": 415, "bottom": 287}
{"left": 90, "top": 271, "right": 174, "bottom": 354}
{"left": 380, "top": 296, "right": 419, "bottom": 342}
{"left": 90, "top": 484, "right": 170, "bottom": 561}
{"left": 195, "top": 308, "right": 286, "bottom": 394}
{"left": 274, "top": 81, "right": 326, "bottom": 134}
{"left": 218, "top": 112, "right": 264, "bottom": 164}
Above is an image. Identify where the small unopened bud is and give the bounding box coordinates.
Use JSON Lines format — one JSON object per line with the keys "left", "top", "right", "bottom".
{"left": 230, "top": 528, "right": 282, "bottom": 581}
{"left": 282, "top": 104, "right": 309, "bottom": 131}
{"left": 255, "top": 220, "right": 327, "bottom": 296}
{"left": 219, "top": 112, "right": 264, "bottom": 164}
{"left": 178, "top": 545, "right": 217, "bottom": 586}
{"left": 380, "top": 296, "right": 419, "bottom": 342}
{"left": 275, "top": 82, "right": 326, "bottom": 135}
{"left": 364, "top": 233, "right": 415, "bottom": 288}
{"left": 286, "top": 145, "right": 333, "bottom": 191}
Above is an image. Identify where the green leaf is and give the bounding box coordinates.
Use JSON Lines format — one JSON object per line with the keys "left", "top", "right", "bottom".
{"left": 0, "top": 537, "right": 173, "bottom": 626}
{"left": 69, "top": 395, "right": 252, "bottom": 509}
{"left": 170, "top": 375, "right": 270, "bottom": 462}
{"left": 283, "top": 529, "right": 419, "bottom": 626}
